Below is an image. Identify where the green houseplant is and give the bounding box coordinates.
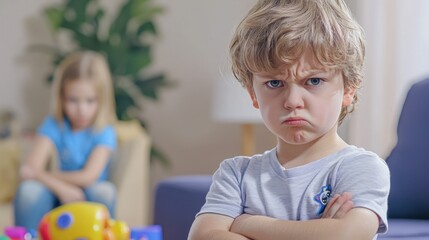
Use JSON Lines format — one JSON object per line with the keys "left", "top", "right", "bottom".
{"left": 38, "top": 0, "right": 172, "bottom": 167}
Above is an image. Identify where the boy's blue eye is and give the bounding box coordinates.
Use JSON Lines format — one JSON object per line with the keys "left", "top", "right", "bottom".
{"left": 307, "top": 78, "right": 322, "bottom": 86}
{"left": 266, "top": 80, "right": 283, "bottom": 88}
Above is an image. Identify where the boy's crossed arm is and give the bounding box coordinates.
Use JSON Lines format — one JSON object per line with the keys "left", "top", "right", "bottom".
{"left": 229, "top": 208, "right": 378, "bottom": 240}
{"left": 189, "top": 214, "right": 251, "bottom": 240}
{"left": 188, "top": 192, "right": 375, "bottom": 240}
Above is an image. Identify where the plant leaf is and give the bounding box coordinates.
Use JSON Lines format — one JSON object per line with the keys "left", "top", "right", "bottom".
{"left": 150, "top": 145, "right": 171, "bottom": 168}
{"left": 109, "top": 0, "right": 132, "bottom": 37}
{"left": 131, "top": 21, "right": 157, "bottom": 46}
{"left": 115, "top": 87, "right": 136, "bottom": 120}
{"left": 126, "top": 46, "right": 151, "bottom": 75}
{"left": 131, "top": 0, "right": 163, "bottom": 23}
{"left": 44, "top": 7, "right": 64, "bottom": 31}
{"left": 137, "top": 21, "right": 156, "bottom": 35}
{"left": 134, "top": 74, "right": 172, "bottom": 100}
{"left": 61, "top": 0, "right": 92, "bottom": 29}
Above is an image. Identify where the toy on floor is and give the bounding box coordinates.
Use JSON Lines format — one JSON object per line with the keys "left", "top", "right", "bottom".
{"left": 2, "top": 202, "right": 162, "bottom": 240}
{"left": 38, "top": 202, "right": 129, "bottom": 240}
{"left": 1, "top": 226, "right": 32, "bottom": 240}
{"left": 129, "top": 225, "right": 162, "bottom": 240}
{"left": 2, "top": 224, "right": 162, "bottom": 240}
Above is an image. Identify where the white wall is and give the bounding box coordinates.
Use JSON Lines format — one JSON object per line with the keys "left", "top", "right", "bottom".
{"left": 0, "top": 0, "right": 276, "bottom": 193}
{"left": 143, "top": 0, "right": 276, "bottom": 186}
{"left": 347, "top": 0, "right": 429, "bottom": 157}
{"left": 0, "top": 1, "right": 57, "bottom": 129}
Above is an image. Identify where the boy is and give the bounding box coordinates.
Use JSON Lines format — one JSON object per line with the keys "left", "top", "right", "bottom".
{"left": 188, "top": 0, "right": 390, "bottom": 240}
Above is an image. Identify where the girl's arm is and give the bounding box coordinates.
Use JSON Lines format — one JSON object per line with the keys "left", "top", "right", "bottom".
{"left": 36, "top": 170, "right": 85, "bottom": 204}
{"left": 20, "top": 136, "right": 54, "bottom": 180}
{"left": 51, "top": 145, "right": 112, "bottom": 187}
{"left": 20, "top": 135, "right": 85, "bottom": 203}
{"left": 230, "top": 208, "right": 379, "bottom": 240}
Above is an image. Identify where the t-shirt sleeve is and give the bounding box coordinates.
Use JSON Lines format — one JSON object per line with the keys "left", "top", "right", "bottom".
{"left": 37, "top": 116, "right": 60, "bottom": 145}
{"left": 94, "top": 126, "right": 117, "bottom": 151}
{"left": 197, "top": 158, "right": 246, "bottom": 219}
{"left": 334, "top": 153, "right": 390, "bottom": 234}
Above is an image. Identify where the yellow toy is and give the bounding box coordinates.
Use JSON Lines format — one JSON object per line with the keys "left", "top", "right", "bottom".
{"left": 38, "top": 202, "right": 129, "bottom": 240}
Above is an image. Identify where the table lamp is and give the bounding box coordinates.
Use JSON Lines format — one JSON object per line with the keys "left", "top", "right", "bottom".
{"left": 212, "top": 74, "right": 263, "bottom": 155}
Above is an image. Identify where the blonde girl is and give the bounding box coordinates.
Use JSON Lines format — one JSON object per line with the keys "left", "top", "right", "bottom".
{"left": 14, "top": 51, "right": 118, "bottom": 230}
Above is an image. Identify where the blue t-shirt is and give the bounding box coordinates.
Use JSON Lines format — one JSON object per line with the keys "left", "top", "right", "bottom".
{"left": 37, "top": 116, "right": 117, "bottom": 181}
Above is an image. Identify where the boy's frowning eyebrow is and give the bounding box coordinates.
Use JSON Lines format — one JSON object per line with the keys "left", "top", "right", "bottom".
{"left": 300, "top": 68, "right": 338, "bottom": 78}
{"left": 254, "top": 68, "right": 335, "bottom": 79}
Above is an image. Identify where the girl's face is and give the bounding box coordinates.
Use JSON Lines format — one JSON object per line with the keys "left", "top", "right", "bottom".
{"left": 62, "top": 80, "right": 99, "bottom": 131}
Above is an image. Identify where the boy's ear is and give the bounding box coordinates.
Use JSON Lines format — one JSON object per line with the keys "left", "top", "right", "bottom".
{"left": 246, "top": 86, "right": 259, "bottom": 109}
{"left": 342, "top": 87, "right": 356, "bottom": 107}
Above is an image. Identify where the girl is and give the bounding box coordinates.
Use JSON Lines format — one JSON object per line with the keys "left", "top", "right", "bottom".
{"left": 14, "top": 51, "right": 118, "bottom": 230}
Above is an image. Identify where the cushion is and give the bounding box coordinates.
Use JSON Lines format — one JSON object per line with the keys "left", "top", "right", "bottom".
{"left": 379, "top": 219, "right": 429, "bottom": 239}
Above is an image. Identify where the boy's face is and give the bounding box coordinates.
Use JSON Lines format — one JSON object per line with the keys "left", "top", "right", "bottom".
{"left": 247, "top": 50, "right": 355, "bottom": 145}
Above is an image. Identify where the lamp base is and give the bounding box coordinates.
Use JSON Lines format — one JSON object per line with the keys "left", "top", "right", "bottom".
{"left": 241, "top": 123, "right": 255, "bottom": 156}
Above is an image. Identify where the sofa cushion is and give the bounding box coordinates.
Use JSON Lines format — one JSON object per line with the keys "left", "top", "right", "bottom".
{"left": 378, "top": 219, "right": 429, "bottom": 239}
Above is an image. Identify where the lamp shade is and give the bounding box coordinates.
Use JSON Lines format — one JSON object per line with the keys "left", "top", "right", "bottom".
{"left": 212, "top": 74, "right": 262, "bottom": 123}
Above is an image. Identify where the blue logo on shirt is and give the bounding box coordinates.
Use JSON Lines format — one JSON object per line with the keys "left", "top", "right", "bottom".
{"left": 314, "top": 184, "right": 332, "bottom": 215}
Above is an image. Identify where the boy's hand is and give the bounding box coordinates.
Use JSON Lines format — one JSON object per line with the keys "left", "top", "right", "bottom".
{"left": 322, "top": 192, "right": 354, "bottom": 219}
{"left": 230, "top": 213, "right": 253, "bottom": 235}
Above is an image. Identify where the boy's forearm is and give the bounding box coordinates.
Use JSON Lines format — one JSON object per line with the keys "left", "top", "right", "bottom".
{"left": 232, "top": 215, "right": 347, "bottom": 240}
{"left": 231, "top": 210, "right": 377, "bottom": 240}
{"left": 189, "top": 230, "right": 252, "bottom": 240}
{"left": 188, "top": 214, "right": 253, "bottom": 240}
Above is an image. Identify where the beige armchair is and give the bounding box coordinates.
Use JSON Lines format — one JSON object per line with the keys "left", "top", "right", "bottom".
{"left": 111, "top": 120, "right": 151, "bottom": 227}
{"left": 0, "top": 120, "right": 151, "bottom": 229}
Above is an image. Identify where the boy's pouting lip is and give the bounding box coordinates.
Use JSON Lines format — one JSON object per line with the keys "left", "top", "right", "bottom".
{"left": 282, "top": 117, "right": 308, "bottom": 126}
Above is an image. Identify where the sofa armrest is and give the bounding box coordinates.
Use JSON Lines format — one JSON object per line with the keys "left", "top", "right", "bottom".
{"left": 154, "top": 175, "right": 213, "bottom": 240}
{"left": 0, "top": 139, "right": 20, "bottom": 203}
{"left": 110, "top": 121, "right": 151, "bottom": 227}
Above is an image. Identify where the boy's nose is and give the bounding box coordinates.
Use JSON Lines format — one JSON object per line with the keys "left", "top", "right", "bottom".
{"left": 283, "top": 86, "right": 304, "bottom": 110}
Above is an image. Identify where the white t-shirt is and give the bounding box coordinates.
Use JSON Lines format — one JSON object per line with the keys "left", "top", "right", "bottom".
{"left": 198, "top": 145, "right": 390, "bottom": 235}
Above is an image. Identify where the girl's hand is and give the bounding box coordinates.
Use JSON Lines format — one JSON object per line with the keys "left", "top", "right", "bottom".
{"left": 56, "top": 183, "right": 86, "bottom": 204}
{"left": 322, "top": 192, "right": 354, "bottom": 219}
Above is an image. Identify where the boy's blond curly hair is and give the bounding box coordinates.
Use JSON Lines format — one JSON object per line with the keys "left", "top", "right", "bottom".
{"left": 230, "top": 0, "right": 365, "bottom": 124}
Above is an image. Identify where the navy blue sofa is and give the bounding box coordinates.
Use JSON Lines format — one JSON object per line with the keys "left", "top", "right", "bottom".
{"left": 378, "top": 78, "right": 429, "bottom": 239}
{"left": 153, "top": 79, "right": 429, "bottom": 240}
{"left": 154, "top": 175, "right": 212, "bottom": 240}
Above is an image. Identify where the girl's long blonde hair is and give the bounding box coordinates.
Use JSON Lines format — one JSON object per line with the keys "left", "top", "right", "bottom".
{"left": 51, "top": 51, "right": 117, "bottom": 130}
